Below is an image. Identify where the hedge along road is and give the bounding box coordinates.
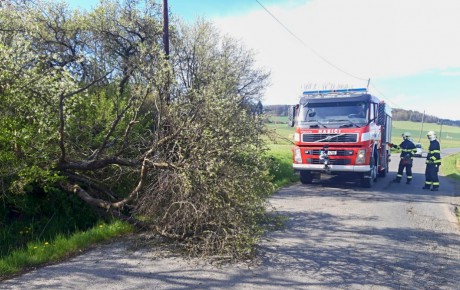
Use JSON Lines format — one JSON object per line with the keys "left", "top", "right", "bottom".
{"left": 3, "top": 150, "right": 460, "bottom": 289}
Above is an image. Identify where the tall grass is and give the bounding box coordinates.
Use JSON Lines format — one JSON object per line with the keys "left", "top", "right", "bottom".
{"left": 0, "top": 187, "right": 102, "bottom": 258}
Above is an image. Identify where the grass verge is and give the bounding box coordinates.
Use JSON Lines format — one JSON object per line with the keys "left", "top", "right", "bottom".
{"left": 440, "top": 153, "right": 460, "bottom": 223}
{"left": 267, "top": 144, "right": 298, "bottom": 188}
{"left": 0, "top": 220, "right": 132, "bottom": 280}
{"left": 440, "top": 153, "right": 460, "bottom": 182}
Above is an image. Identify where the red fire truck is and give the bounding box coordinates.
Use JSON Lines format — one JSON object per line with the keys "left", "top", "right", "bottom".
{"left": 288, "top": 88, "right": 392, "bottom": 187}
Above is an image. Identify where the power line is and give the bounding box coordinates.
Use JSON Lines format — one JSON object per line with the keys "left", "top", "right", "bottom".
{"left": 256, "top": 0, "right": 402, "bottom": 109}
{"left": 369, "top": 82, "right": 401, "bottom": 109}
{"left": 255, "top": 0, "right": 368, "bottom": 82}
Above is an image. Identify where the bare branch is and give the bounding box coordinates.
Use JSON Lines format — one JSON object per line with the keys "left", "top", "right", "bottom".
{"left": 57, "top": 157, "right": 138, "bottom": 171}
{"left": 62, "top": 71, "right": 112, "bottom": 99}
{"left": 121, "top": 89, "right": 149, "bottom": 150}
{"left": 62, "top": 172, "right": 118, "bottom": 200}
{"left": 65, "top": 183, "right": 113, "bottom": 209}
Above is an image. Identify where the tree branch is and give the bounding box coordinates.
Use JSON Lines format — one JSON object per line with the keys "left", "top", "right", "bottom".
{"left": 62, "top": 172, "right": 118, "bottom": 200}
{"left": 57, "top": 157, "right": 138, "bottom": 171}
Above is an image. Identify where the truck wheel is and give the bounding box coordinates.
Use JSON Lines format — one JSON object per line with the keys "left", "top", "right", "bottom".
{"left": 362, "top": 165, "right": 377, "bottom": 188}
{"left": 361, "top": 173, "right": 373, "bottom": 188}
{"left": 300, "top": 171, "right": 313, "bottom": 184}
{"left": 378, "top": 151, "right": 387, "bottom": 177}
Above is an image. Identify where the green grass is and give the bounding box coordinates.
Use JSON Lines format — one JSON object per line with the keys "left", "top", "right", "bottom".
{"left": 391, "top": 121, "right": 460, "bottom": 149}
{"left": 265, "top": 121, "right": 294, "bottom": 146}
{"left": 440, "top": 153, "right": 460, "bottom": 182}
{"left": 0, "top": 220, "right": 133, "bottom": 279}
{"left": 267, "top": 144, "right": 299, "bottom": 188}
{"left": 264, "top": 118, "right": 298, "bottom": 188}
{"left": 440, "top": 153, "right": 460, "bottom": 223}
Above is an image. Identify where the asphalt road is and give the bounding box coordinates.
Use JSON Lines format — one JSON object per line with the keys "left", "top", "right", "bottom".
{"left": 2, "top": 150, "right": 460, "bottom": 289}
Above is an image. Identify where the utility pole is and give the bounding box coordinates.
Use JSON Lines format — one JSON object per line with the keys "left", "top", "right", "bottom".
{"left": 418, "top": 110, "right": 425, "bottom": 143}
{"left": 439, "top": 120, "right": 443, "bottom": 143}
{"left": 162, "top": 0, "right": 170, "bottom": 104}
{"left": 163, "top": 0, "right": 169, "bottom": 57}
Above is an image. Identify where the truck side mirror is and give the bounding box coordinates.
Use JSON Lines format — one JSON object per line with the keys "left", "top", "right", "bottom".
{"left": 377, "top": 103, "right": 386, "bottom": 126}
{"left": 288, "top": 105, "right": 297, "bottom": 127}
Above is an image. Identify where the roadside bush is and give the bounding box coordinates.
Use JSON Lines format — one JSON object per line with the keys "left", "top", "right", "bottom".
{"left": 0, "top": 1, "right": 272, "bottom": 260}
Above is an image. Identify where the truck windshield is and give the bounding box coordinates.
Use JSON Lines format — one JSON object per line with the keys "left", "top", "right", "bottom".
{"left": 299, "top": 101, "right": 368, "bottom": 128}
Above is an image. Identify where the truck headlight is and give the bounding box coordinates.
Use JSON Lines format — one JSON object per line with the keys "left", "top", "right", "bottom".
{"left": 294, "top": 147, "right": 302, "bottom": 163}
{"left": 294, "top": 133, "right": 300, "bottom": 142}
{"left": 356, "top": 149, "right": 366, "bottom": 164}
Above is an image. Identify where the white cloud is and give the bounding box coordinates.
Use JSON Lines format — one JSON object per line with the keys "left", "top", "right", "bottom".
{"left": 440, "top": 71, "right": 460, "bottom": 77}
{"left": 212, "top": 0, "right": 460, "bottom": 113}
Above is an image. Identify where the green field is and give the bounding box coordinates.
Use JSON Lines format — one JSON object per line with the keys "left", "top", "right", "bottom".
{"left": 392, "top": 121, "right": 460, "bottom": 149}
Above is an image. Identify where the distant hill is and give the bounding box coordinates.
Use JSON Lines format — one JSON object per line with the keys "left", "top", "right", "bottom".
{"left": 263, "top": 105, "right": 460, "bottom": 127}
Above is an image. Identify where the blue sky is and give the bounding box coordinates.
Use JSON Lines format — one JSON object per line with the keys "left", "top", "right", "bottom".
{"left": 69, "top": 0, "right": 460, "bottom": 120}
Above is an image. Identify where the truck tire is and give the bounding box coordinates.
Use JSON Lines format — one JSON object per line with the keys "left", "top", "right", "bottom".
{"left": 361, "top": 168, "right": 375, "bottom": 188}
{"left": 378, "top": 150, "right": 388, "bottom": 177}
{"left": 300, "top": 171, "right": 313, "bottom": 184}
{"left": 362, "top": 157, "right": 377, "bottom": 188}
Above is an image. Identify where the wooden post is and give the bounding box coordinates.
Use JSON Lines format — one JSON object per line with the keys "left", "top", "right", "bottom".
{"left": 163, "top": 0, "right": 169, "bottom": 57}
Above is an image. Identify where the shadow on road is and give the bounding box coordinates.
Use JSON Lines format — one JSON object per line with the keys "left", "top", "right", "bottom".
{"left": 258, "top": 209, "right": 460, "bottom": 289}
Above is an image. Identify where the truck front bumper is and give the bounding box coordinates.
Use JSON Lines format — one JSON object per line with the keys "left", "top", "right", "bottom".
{"left": 293, "top": 164, "right": 371, "bottom": 172}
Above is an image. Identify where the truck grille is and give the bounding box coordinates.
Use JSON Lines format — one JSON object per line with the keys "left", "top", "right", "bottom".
{"left": 302, "top": 133, "right": 358, "bottom": 143}
{"left": 307, "top": 158, "right": 351, "bottom": 165}
{"left": 310, "top": 150, "right": 353, "bottom": 156}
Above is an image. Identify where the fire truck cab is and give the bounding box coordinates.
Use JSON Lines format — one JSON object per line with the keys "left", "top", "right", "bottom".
{"left": 288, "top": 88, "right": 392, "bottom": 188}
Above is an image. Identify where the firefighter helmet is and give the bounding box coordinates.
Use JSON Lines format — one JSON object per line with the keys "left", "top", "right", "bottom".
{"left": 427, "top": 130, "right": 436, "bottom": 141}
{"left": 402, "top": 132, "right": 411, "bottom": 139}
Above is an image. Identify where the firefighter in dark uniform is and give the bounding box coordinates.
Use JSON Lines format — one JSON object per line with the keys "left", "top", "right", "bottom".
{"left": 423, "top": 130, "right": 441, "bottom": 191}
{"left": 389, "top": 132, "right": 417, "bottom": 184}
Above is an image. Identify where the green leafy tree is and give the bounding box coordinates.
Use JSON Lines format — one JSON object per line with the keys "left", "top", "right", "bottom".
{"left": 1, "top": 0, "right": 272, "bottom": 258}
